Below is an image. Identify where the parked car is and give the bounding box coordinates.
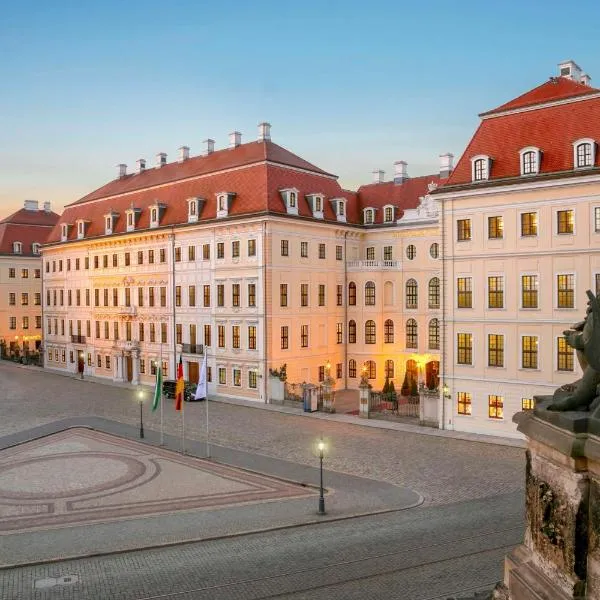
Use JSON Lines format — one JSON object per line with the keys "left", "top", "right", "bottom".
{"left": 162, "top": 380, "right": 201, "bottom": 402}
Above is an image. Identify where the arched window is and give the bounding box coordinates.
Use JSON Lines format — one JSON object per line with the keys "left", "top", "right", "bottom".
{"left": 384, "top": 206, "right": 394, "bottom": 223}
{"left": 520, "top": 147, "right": 540, "bottom": 175}
{"left": 428, "top": 277, "right": 440, "bottom": 309}
{"left": 364, "top": 209, "right": 374, "bottom": 224}
{"left": 365, "top": 360, "right": 376, "bottom": 379}
{"left": 365, "top": 320, "right": 376, "bottom": 344}
{"left": 406, "top": 318, "right": 418, "bottom": 348}
{"left": 430, "top": 243, "right": 439, "bottom": 259}
{"left": 384, "top": 319, "right": 394, "bottom": 343}
{"left": 12, "top": 241, "right": 22, "bottom": 254}
{"left": 384, "top": 281, "right": 393, "bottom": 306}
{"left": 348, "top": 359, "right": 357, "bottom": 378}
{"left": 406, "top": 279, "right": 418, "bottom": 309}
{"left": 365, "top": 281, "right": 376, "bottom": 305}
{"left": 385, "top": 359, "right": 394, "bottom": 379}
{"left": 348, "top": 320, "right": 356, "bottom": 343}
{"left": 348, "top": 282, "right": 356, "bottom": 306}
{"left": 472, "top": 157, "right": 489, "bottom": 181}
{"left": 405, "top": 359, "right": 418, "bottom": 384}
{"left": 429, "top": 318, "right": 440, "bottom": 350}
{"left": 574, "top": 140, "right": 595, "bottom": 168}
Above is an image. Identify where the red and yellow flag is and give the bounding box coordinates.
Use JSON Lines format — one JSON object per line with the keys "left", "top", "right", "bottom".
{"left": 175, "top": 355, "right": 184, "bottom": 411}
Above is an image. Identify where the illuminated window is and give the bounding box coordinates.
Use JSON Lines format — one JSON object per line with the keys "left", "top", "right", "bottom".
{"left": 457, "top": 333, "right": 472, "bottom": 365}
{"left": 557, "top": 337, "right": 574, "bottom": 371}
{"left": 488, "top": 395, "right": 504, "bottom": 419}
{"left": 522, "top": 275, "right": 538, "bottom": 308}
{"left": 457, "top": 392, "right": 472, "bottom": 415}
{"left": 488, "top": 276, "right": 504, "bottom": 309}
{"left": 365, "top": 320, "right": 376, "bottom": 344}
{"left": 557, "top": 209, "right": 574, "bottom": 234}
{"left": 428, "top": 319, "right": 439, "bottom": 349}
{"left": 405, "top": 319, "right": 418, "bottom": 348}
{"left": 488, "top": 216, "right": 503, "bottom": 239}
{"left": 522, "top": 398, "right": 535, "bottom": 410}
{"left": 457, "top": 277, "right": 472, "bottom": 308}
{"left": 428, "top": 277, "right": 440, "bottom": 309}
{"left": 457, "top": 219, "right": 471, "bottom": 241}
{"left": 557, "top": 274, "right": 574, "bottom": 308}
{"left": 522, "top": 336, "right": 538, "bottom": 369}
{"left": 488, "top": 334, "right": 504, "bottom": 367}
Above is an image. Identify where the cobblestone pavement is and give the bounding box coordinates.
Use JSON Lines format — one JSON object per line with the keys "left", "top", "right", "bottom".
{"left": 1, "top": 362, "right": 525, "bottom": 506}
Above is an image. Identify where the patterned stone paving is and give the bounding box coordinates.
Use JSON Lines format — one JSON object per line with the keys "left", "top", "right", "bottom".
{"left": 0, "top": 428, "right": 315, "bottom": 534}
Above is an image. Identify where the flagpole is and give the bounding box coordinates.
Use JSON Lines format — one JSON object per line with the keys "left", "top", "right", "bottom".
{"left": 182, "top": 380, "right": 186, "bottom": 454}
{"left": 160, "top": 344, "right": 164, "bottom": 446}
{"left": 206, "top": 383, "right": 210, "bottom": 458}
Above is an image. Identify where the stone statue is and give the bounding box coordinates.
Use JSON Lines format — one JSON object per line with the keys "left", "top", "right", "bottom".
{"left": 548, "top": 289, "right": 600, "bottom": 413}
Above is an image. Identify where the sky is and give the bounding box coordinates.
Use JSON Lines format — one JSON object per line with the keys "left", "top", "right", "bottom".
{"left": 1, "top": 0, "right": 599, "bottom": 218}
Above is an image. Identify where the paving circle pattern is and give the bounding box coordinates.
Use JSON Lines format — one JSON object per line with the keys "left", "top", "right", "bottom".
{"left": 0, "top": 428, "right": 315, "bottom": 534}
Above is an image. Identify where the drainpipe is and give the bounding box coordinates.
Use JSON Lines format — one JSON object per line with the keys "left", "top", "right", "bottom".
{"left": 40, "top": 251, "right": 46, "bottom": 367}
{"left": 262, "top": 220, "right": 268, "bottom": 403}
{"left": 344, "top": 231, "right": 348, "bottom": 390}
{"left": 441, "top": 197, "right": 446, "bottom": 430}
{"left": 170, "top": 231, "right": 177, "bottom": 378}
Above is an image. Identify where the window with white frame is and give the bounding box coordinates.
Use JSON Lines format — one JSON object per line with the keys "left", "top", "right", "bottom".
{"left": 150, "top": 207, "right": 159, "bottom": 227}
{"left": 364, "top": 208, "right": 374, "bottom": 224}
{"left": 280, "top": 189, "right": 299, "bottom": 215}
{"left": 384, "top": 206, "right": 394, "bottom": 223}
{"left": 12, "top": 241, "right": 22, "bottom": 254}
{"left": 32, "top": 243, "right": 41, "bottom": 255}
{"left": 594, "top": 207, "right": 600, "bottom": 233}
{"left": 573, "top": 139, "right": 595, "bottom": 168}
{"left": 471, "top": 155, "right": 490, "bottom": 181}
{"left": 520, "top": 147, "right": 541, "bottom": 175}
{"left": 77, "top": 220, "right": 86, "bottom": 239}
{"left": 61, "top": 224, "right": 69, "bottom": 241}
{"left": 188, "top": 197, "right": 201, "bottom": 222}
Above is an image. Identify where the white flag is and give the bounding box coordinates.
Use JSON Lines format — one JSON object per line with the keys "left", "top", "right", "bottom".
{"left": 195, "top": 354, "right": 207, "bottom": 400}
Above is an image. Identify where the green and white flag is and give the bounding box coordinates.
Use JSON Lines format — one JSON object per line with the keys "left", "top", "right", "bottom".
{"left": 152, "top": 366, "right": 162, "bottom": 412}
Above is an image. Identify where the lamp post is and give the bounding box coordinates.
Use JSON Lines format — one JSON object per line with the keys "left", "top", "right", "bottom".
{"left": 137, "top": 388, "right": 145, "bottom": 439}
{"left": 79, "top": 351, "right": 84, "bottom": 379}
{"left": 317, "top": 437, "right": 326, "bottom": 514}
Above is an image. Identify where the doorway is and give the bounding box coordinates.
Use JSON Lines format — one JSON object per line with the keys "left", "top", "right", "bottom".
{"left": 188, "top": 361, "right": 199, "bottom": 384}
{"left": 126, "top": 356, "right": 133, "bottom": 382}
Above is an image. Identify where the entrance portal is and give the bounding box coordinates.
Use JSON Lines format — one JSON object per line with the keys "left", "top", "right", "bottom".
{"left": 425, "top": 360, "right": 439, "bottom": 390}
{"left": 126, "top": 356, "right": 133, "bottom": 382}
{"left": 188, "top": 361, "right": 199, "bottom": 384}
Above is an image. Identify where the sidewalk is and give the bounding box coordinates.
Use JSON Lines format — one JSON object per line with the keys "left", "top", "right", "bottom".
{"left": 16, "top": 362, "right": 525, "bottom": 449}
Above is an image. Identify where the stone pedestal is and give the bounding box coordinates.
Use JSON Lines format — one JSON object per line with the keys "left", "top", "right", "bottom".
{"left": 503, "top": 396, "right": 600, "bottom": 599}
{"left": 322, "top": 376, "right": 335, "bottom": 413}
{"left": 419, "top": 389, "right": 439, "bottom": 427}
{"left": 359, "top": 382, "right": 370, "bottom": 418}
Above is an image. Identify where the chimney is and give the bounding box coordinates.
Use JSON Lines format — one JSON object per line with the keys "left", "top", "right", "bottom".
{"left": 178, "top": 146, "right": 190, "bottom": 162}
{"left": 203, "top": 138, "right": 215, "bottom": 155}
{"left": 372, "top": 169, "right": 385, "bottom": 184}
{"left": 229, "top": 131, "right": 242, "bottom": 148}
{"left": 43, "top": 201, "right": 51, "bottom": 213}
{"left": 156, "top": 152, "right": 167, "bottom": 168}
{"left": 136, "top": 158, "right": 146, "bottom": 174}
{"left": 258, "top": 122, "right": 271, "bottom": 142}
{"left": 439, "top": 153, "right": 454, "bottom": 178}
{"left": 558, "top": 60, "right": 583, "bottom": 82}
{"left": 393, "top": 161, "right": 408, "bottom": 184}
{"left": 24, "top": 199, "right": 39, "bottom": 211}
{"left": 117, "top": 163, "right": 127, "bottom": 178}
{"left": 581, "top": 73, "right": 592, "bottom": 86}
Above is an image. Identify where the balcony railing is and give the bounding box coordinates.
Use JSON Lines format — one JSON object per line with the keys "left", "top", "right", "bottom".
{"left": 182, "top": 343, "right": 204, "bottom": 355}
{"left": 71, "top": 335, "right": 86, "bottom": 344}
{"left": 347, "top": 260, "right": 401, "bottom": 269}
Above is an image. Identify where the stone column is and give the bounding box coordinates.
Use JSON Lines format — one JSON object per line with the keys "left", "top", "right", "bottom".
{"left": 113, "top": 354, "right": 119, "bottom": 381}
{"left": 359, "top": 379, "right": 370, "bottom": 419}
{"left": 132, "top": 350, "right": 140, "bottom": 385}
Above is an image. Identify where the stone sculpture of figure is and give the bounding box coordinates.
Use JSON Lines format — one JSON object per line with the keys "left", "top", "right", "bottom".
{"left": 549, "top": 290, "right": 600, "bottom": 413}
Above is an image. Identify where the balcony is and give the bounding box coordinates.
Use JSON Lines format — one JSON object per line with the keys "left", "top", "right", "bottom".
{"left": 71, "top": 335, "right": 86, "bottom": 344}
{"left": 347, "top": 260, "right": 400, "bottom": 270}
{"left": 182, "top": 343, "right": 204, "bottom": 355}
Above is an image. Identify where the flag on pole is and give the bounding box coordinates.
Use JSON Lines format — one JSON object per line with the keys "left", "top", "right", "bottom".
{"left": 175, "top": 355, "right": 184, "bottom": 411}
{"left": 195, "top": 354, "right": 207, "bottom": 400}
{"left": 152, "top": 364, "right": 162, "bottom": 412}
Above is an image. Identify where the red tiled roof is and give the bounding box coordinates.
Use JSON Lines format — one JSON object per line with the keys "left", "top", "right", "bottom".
{"left": 0, "top": 207, "right": 60, "bottom": 227}
{"left": 481, "top": 77, "right": 599, "bottom": 116}
{"left": 446, "top": 88, "right": 600, "bottom": 187}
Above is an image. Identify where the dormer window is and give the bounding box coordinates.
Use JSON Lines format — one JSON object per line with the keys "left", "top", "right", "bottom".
{"left": 60, "top": 223, "right": 71, "bottom": 242}
{"left": 104, "top": 211, "right": 118, "bottom": 235}
{"left": 280, "top": 188, "right": 299, "bottom": 216}
{"left": 13, "top": 241, "right": 22, "bottom": 254}
{"left": 32, "top": 243, "right": 41, "bottom": 255}
{"left": 471, "top": 155, "right": 490, "bottom": 181}
{"left": 573, "top": 139, "right": 596, "bottom": 169}
{"left": 147, "top": 203, "right": 166, "bottom": 229}
{"left": 364, "top": 208, "right": 374, "bottom": 225}
{"left": 383, "top": 205, "right": 394, "bottom": 223}
{"left": 76, "top": 219, "right": 89, "bottom": 240}
{"left": 330, "top": 198, "right": 346, "bottom": 223}
{"left": 151, "top": 208, "right": 158, "bottom": 225}
{"left": 125, "top": 207, "right": 141, "bottom": 232}
{"left": 519, "top": 147, "right": 541, "bottom": 175}
{"left": 216, "top": 192, "right": 235, "bottom": 219}
{"left": 187, "top": 197, "right": 204, "bottom": 223}
{"left": 305, "top": 193, "right": 324, "bottom": 219}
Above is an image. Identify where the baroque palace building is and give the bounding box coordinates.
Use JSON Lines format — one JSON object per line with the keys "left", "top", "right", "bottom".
{"left": 42, "top": 123, "right": 447, "bottom": 403}
{"left": 0, "top": 200, "right": 59, "bottom": 356}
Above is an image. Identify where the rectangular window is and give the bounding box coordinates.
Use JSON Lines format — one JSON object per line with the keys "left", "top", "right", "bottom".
{"left": 9, "top": 317, "right": 16, "bottom": 330}
{"left": 301, "top": 325, "right": 308, "bottom": 348}
{"left": 281, "top": 240, "right": 289, "bottom": 257}
{"left": 22, "top": 316, "right": 29, "bottom": 329}
{"left": 34, "top": 292, "right": 41, "bottom": 306}
{"left": 217, "top": 242, "right": 224, "bottom": 259}
{"left": 112, "top": 253, "right": 118, "bottom": 267}
{"left": 522, "top": 275, "right": 538, "bottom": 308}
{"left": 203, "top": 285, "right": 211, "bottom": 307}
{"left": 301, "top": 241, "right": 308, "bottom": 258}
{"left": 336, "top": 323, "right": 343, "bottom": 344}
{"left": 281, "top": 326, "right": 289, "bottom": 349}
{"left": 522, "top": 398, "right": 535, "bottom": 410}
{"left": 125, "top": 252, "right": 130, "bottom": 266}
{"left": 457, "top": 333, "right": 473, "bottom": 365}
{"left": 557, "top": 209, "right": 574, "bottom": 234}
{"left": 159, "top": 248, "right": 166, "bottom": 263}
{"left": 8, "top": 268, "right": 15, "bottom": 278}
{"left": 203, "top": 244, "right": 210, "bottom": 260}
{"left": 336, "top": 245, "right": 343, "bottom": 261}
{"left": 126, "top": 321, "right": 132, "bottom": 341}
{"left": 112, "top": 288, "right": 118, "bottom": 307}
{"left": 218, "top": 325, "right": 225, "bottom": 348}
{"left": 595, "top": 207, "right": 600, "bottom": 233}
{"left": 232, "top": 241, "right": 240, "bottom": 258}
{"left": 249, "top": 371, "right": 257, "bottom": 389}
{"left": 188, "top": 245, "right": 195, "bottom": 261}
{"left": 487, "top": 276, "right": 504, "bottom": 309}
{"left": 557, "top": 336, "right": 574, "bottom": 371}
{"left": 139, "top": 322, "right": 145, "bottom": 342}
{"left": 457, "top": 392, "right": 472, "bottom": 415}
{"left": 233, "top": 369, "right": 241, "bottom": 387}
{"left": 319, "top": 366, "right": 325, "bottom": 382}
{"left": 457, "top": 219, "right": 471, "bottom": 241}
{"left": 22, "top": 268, "right": 29, "bottom": 278}
{"left": 76, "top": 289, "right": 81, "bottom": 306}
{"left": 176, "top": 324, "right": 182, "bottom": 345}
{"left": 138, "top": 250, "right": 144, "bottom": 265}
{"left": 522, "top": 335, "right": 538, "bottom": 369}
{"left": 301, "top": 284, "right": 308, "bottom": 307}
{"left": 366, "top": 247, "right": 375, "bottom": 260}
{"left": 188, "top": 285, "right": 196, "bottom": 307}
{"left": 248, "top": 326, "right": 256, "bottom": 350}
{"left": 488, "top": 216, "right": 503, "bottom": 239}
{"left": 488, "top": 395, "right": 504, "bottom": 419}
{"left": 149, "top": 323, "right": 156, "bottom": 342}
{"left": 204, "top": 324, "right": 211, "bottom": 347}
{"left": 217, "top": 284, "right": 224, "bottom": 307}
{"left": 383, "top": 246, "right": 392, "bottom": 261}
{"left": 336, "top": 363, "right": 342, "bottom": 379}
{"left": 488, "top": 334, "right": 504, "bottom": 367}
{"left": 138, "top": 287, "right": 144, "bottom": 307}
{"left": 232, "top": 326, "right": 240, "bottom": 349}
{"left": 557, "top": 274, "right": 574, "bottom": 308}
{"left": 8, "top": 293, "right": 15, "bottom": 305}
{"left": 95, "top": 321, "right": 101, "bottom": 339}
{"left": 104, "top": 321, "right": 110, "bottom": 339}
{"left": 280, "top": 284, "right": 288, "bottom": 307}
{"left": 175, "top": 286, "right": 181, "bottom": 307}
{"left": 114, "top": 321, "right": 119, "bottom": 341}
{"left": 319, "top": 243, "right": 326, "bottom": 259}
{"left": 248, "top": 239, "right": 256, "bottom": 256}
{"left": 337, "top": 285, "right": 343, "bottom": 306}
{"left": 86, "top": 288, "right": 90, "bottom": 306}
{"left": 248, "top": 284, "right": 256, "bottom": 307}
{"left": 103, "top": 255, "right": 108, "bottom": 268}
{"left": 521, "top": 212, "right": 538, "bottom": 236}
{"left": 318, "top": 284, "right": 326, "bottom": 306}
{"left": 103, "top": 288, "right": 108, "bottom": 307}
{"left": 149, "top": 287, "right": 155, "bottom": 307}
{"left": 232, "top": 284, "right": 240, "bottom": 307}
{"left": 148, "top": 249, "right": 155, "bottom": 264}
{"left": 171, "top": 246, "right": 180, "bottom": 262}
{"left": 219, "top": 367, "right": 226, "bottom": 385}
{"left": 457, "top": 277, "right": 472, "bottom": 308}
{"left": 35, "top": 268, "right": 41, "bottom": 278}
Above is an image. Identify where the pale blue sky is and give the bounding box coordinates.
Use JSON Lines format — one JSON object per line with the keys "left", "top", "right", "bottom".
{"left": 1, "top": 0, "right": 599, "bottom": 216}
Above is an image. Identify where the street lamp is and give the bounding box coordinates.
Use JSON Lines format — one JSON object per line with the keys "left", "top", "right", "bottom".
{"left": 443, "top": 383, "right": 451, "bottom": 400}
{"left": 317, "top": 437, "right": 326, "bottom": 515}
{"left": 137, "top": 388, "right": 145, "bottom": 439}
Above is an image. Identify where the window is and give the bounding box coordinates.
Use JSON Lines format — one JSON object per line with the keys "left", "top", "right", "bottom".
{"left": 318, "top": 284, "right": 326, "bottom": 306}
{"left": 430, "top": 243, "right": 439, "bottom": 259}
{"left": 8, "top": 293, "right": 15, "bottom": 305}
{"left": 457, "top": 277, "right": 472, "bottom": 308}
{"left": 336, "top": 323, "right": 343, "bottom": 344}
{"left": 365, "top": 282, "right": 376, "bottom": 305}
{"left": 488, "top": 395, "right": 504, "bottom": 419}
{"left": 457, "top": 219, "right": 471, "bottom": 241}
{"left": 384, "top": 359, "right": 394, "bottom": 379}
{"left": 522, "top": 336, "right": 538, "bottom": 369}
{"left": 281, "top": 326, "right": 289, "bottom": 349}
{"left": 301, "top": 242, "right": 308, "bottom": 258}
{"left": 349, "top": 282, "right": 356, "bottom": 305}
{"left": 365, "top": 360, "right": 376, "bottom": 379}
{"left": 217, "top": 284, "right": 224, "bottom": 307}
{"left": 318, "top": 244, "right": 326, "bottom": 259}
{"left": 575, "top": 141, "right": 594, "bottom": 168}
{"left": 488, "top": 276, "right": 504, "bottom": 309}
{"left": 364, "top": 209, "right": 374, "bottom": 225}
{"left": 383, "top": 246, "right": 392, "bottom": 261}
{"left": 428, "top": 277, "right": 440, "bottom": 309}
{"left": 188, "top": 245, "right": 196, "bottom": 261}
{"left": 522, "top": 398, "right": 535, "bottom": 411}
{"left": 457, "top": 333, "right": 473, "bottom": 365}
{"left": 336, "top": 363, "right": 342, "bottom": 379}
{"left": 594, "top": 207, "right": 600, "bottom": 233}
{"left": 557, "top": 337, "right": 574, "bottom": 371}
{"left": 175, "top": 286, "right": 181, "bottom": 307}
{"left": 232, "top": 284, "right": 240, "bottom": 307}
{"left": 521, "top": 150, "right": 539, "bottom": 175}
{"left": 9, "top": 317, "right": 16, "bottom": 330}
{"left": 204, "top": 285, "right": 211, "bottom": 307}
{"left": 159, "top": 248, "right": 166, "bottom": 263}
{"left": 365, "top": 320, "right": 376, "bottom": 344}
{"left": 319, "top": 366, "right": 325, "bottom": 382}
{"left": 597, "top": 273, "right": 600, "bottom": 298}
{"left": 458, "top": 392, "right": 472, "bottom": 415}
{"left": 428, "top": 319, "right": 440, "bottom": 350}
{"left": 160, "top": 286, "right": 167, "bottom": 307}
{"left": 349, "top": 359, "right": 357, "bottom": 378}
{"left": 232, "top": 326, "right": 240, "bottom": 349}
{"left": 473, "top": 157, "right": 488, "bottom": 181}
{"left": 301, "top": 325, "right": 308, "bottom": 347}
{"left": 337, "top": 285, "right": 343, "bottom": 306}
{"left": 384, "top": 206, "right": 394, "bottom": 223}
{"left": 406, "top": 319, "right": 418, "bottom": 348}
{"left": 203, "top": 244, "right": 210, "bottom": 260}
{"left": 148, "top": 250, "right": 154, "bottom": 264}
{"left": 34, "top": 292, "right": 41, "bottom": 305}
{"left": 301, "top": 284, "right": 308, "bottom": 307}
{"left": 204, "top": 324, "right": 211, "bottom": 346}
{"left": 22, "top": 316, "right": 29, "bottom": 329}
{"left": 219, "top": 368, "right": 226, "bottom": 385}
{"left": 384, "top": 319, "right": 394, "bottom": 344}
{"left": 289, "top": 191, "right": 297, "bottom": 207}
{"left": 557, "top": 274, "right": 574, "bottom": 308}
{"left": 232, "top": 241, "right": 240, "bottom": 258}
{"left": 520, "top": 212, "right": 538, "bottom": 237}
{"left": 8, "top": 268, "right": 15, "bottom": 278}
{"left": 22, "top": 268, "right": 30, "bottom": 279}
{"left": 406, "top": 279, "right": 418, "bottom": 309}
{"left": 12, "top": 241, "right": 22, "bottom": 254}
{"left": 281, "top": 240, "right": 289, "bottom": 256}
{"left": 34, "top": 268, "right": 41, "bottom": 278}
{"left": 280, "top": 284, "right": 288, "bottom": 307}
{"left": 521, "top": 275, "right": 539, "bottom": 309}
{"left": 336, "top": 245, "right": 343, "bottom": 261}
{"left": 248, "top": 239, "right": 256, "bottom": 256}
{"left": 557, "top": 209, "right": 574, "bottom": 234}
{"left": 406, "top": 245, "right": 416, "bottom": 260}
{"left": 488, "top": 334, "right": 504, "bottom": 367}
{"left": 137, "top": 287, "right": 144, "bottom": 307}
{"left": 102, "top": 255, "right": 108, "bottom": 268}
{"left": 21, "top": 292, "right": 28, "bottom": 306}
{"left": 217, "top": 243, "right": 224, "bottom": 259}
{"left": 366, "top": 247, "right": 375, "bottom": 260}
{"left": 218, "top": 325, "right": 225, "bottom": 348}
{"left": 124, "top": 252, "right": 130, "bottom": 266}
{"left": 488, "top": 216, "right": 503, "bottom": 239}
{"left": 248, "top": 283, "right": 256, "bottom": 307}
{"left": 249, "top": 371, "right": 258, "bottom": 389}
{"left": 148, "top": 287, "right": 155, "bottom": 307}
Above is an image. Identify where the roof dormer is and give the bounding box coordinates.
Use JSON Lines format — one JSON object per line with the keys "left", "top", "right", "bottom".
{"left": 104, "top": 210, "right": 119, "bottom": 235}
{"left": 519, "top": 146, "right": 541, "bottom": 176}
{"left": 383, "top": 204, "right": 395, "bottom": 224}
{"left": 12, "top": 241, "right": 22, "bottom": 254}
{"left": 125, "top": 207, "right": 141, "bottom": 232}
{"left": 330, "top": 198, "right": 346, "bottom": 223}
{"left": 187, "top": 197, "right": 205, "bottom": 223}
{"left": 76, "top": 219, "right": 90, "bottom": 240}
{"left": 280, "top": 188, "right": 299, "bottom": 216}
{"left": 32, "top": 243, "right": 41, "bottom": 255}
{"left": 471, "top": 155, "right": 491, "bottom": 182}
{"left": 148, "top": 202, "right": 166, "bottom": 229}
{"left": 216, "top": 192, "right": 236, "bottom": 219}
{"left": 60, "top": 223, "right": 72, "bottom": 242}
{"left": 573, "top": 138, "right": 596, "bottom": 169}
{"left": 363, "top": 207, "right": 376, "bottom": 225}
{"left": 305, "top": 193, "right": 324, "bottom": 219}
